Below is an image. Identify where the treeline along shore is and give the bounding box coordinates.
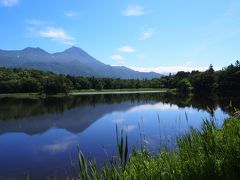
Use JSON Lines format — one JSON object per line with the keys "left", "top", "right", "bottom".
{"left": 0, "top": 61, "right": 239, "bottom": 95}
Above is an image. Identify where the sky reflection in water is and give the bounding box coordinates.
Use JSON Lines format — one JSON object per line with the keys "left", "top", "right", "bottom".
{"left": 0, "top": 93, "right": 233, "bottom": 178}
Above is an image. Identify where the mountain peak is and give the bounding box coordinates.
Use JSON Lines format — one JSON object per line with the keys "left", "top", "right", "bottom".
{"left": 22, "top": 47, "right": 48, "bottom": 54}
{"left": 61, "top": 46, "right": 92, "bottom": 60}
{"left": 63, "top": 46, "right": 84, "bottom": 54}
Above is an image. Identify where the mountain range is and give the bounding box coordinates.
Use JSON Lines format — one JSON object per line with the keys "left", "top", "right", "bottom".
{"left": 0, "top": 46, "right": 162, "bottom": 79}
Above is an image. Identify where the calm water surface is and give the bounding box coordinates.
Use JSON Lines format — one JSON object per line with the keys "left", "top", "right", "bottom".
{"left": 0, "top": 93, "right": 238, "bottom": 179}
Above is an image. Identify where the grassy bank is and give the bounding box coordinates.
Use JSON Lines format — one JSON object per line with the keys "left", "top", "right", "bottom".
{"left": 0, "top": 93, "right": 40, "bottom": 99}
{"left": 0, "top": 88, "right": 172, "bottom": 98}
{"left": 72, "top": 88, "right": 168, "bottom": 92}
{"left": 75, "top": 117, "right": 240, "bottom": 180}
{"left": 71, "top": 88, "right": 171, "bottom": 95}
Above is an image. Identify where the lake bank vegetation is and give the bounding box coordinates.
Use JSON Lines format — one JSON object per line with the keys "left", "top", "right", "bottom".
{"left": 0, "top": 61, "right": 239, "bottom": 95}
{"left": 73, "top": 116, "right": 240, "bottom": 180}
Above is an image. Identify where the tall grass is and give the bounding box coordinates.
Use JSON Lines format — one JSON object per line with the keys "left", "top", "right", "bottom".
{"left": 76, "top": 117, "right": 240, "bottom": 180}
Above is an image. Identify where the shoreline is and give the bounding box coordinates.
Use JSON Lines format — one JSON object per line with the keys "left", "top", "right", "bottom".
{"left": 0, "top": 89, "right": 173, "bottom": 98}
{"left": 71, "top": 90, "right": 167, "bottom": 95}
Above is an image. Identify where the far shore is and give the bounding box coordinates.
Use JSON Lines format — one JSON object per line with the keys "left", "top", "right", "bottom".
{"left": 0, "top": 88, "right": 174, "bottom": 98}
{"left": 71, "top": 90, "right": 166, "bottom": 95}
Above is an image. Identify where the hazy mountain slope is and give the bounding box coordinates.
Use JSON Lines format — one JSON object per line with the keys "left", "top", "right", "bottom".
{"left": 0, "top": 46, "right": 162, "bottom": 79}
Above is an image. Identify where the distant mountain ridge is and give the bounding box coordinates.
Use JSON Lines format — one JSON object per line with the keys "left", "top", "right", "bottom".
{"left": 0, "top": 46, "right": 162, "bottom": 79}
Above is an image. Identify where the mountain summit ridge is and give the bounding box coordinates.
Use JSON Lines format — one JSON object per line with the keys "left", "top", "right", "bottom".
{"left": 0, "top": 46, "right": 162, "bottom": 79}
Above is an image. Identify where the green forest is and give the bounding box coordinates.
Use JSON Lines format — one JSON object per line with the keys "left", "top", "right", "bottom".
{"left": 0, "top": 61, "right": 239, "bottom": 95}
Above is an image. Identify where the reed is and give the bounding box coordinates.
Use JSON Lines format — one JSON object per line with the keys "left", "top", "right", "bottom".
{"left": 75, "top": 117, "right": 240, "bottom": 180}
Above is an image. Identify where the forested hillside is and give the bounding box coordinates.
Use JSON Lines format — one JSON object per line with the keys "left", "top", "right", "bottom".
{"left": 0, "top": 61, "right": 239, "bottom": 95}
{"left": 161, "top": 61, "right": 240, "bottom": 95}
{"left": 0, "top": 67, "right": 161, "bottom": 94}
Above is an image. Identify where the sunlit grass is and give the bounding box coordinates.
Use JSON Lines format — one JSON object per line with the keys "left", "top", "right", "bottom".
{"left": 75, "top": 117, "right": 240, "bottom": 180}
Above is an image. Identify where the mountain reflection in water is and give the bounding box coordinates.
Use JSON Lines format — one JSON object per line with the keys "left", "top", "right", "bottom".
{"left": 0, "top": 93, "right": 239, "bottom": 179}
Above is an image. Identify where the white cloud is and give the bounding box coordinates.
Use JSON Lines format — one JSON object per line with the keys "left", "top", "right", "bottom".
{"left": 129, "top": 102, "right": 179, "bottom": 112}
{"left": 43, "top": 136, "right": 78, "bottom": 153}
{"left": 38, "top": 27, "right": 75, "bottom": 45}
{"left": 26, "top": 19, "right": 75, "bottom": 45}
{"left": 0, "top": 0, "right": 18, "bottom": 7}
{"left": 118, "top": 45, "right": 135, "bottom": 53}
{"left": 65, "top": 11, "right": 78, "bottom": 17}
{"left": 110, "top": 54, "right": 124, "bottom": 61}
{"left": 122, "top": 125, "right": 136, "bottom": 133}
{"left": 123, "top": 5, "right": 145, "bottom": 16}
{"left": 139, "top": 28, "right": 155, "bottom": 40}
{"left": 43, "top": 141, "right": 75, "bottom": 153}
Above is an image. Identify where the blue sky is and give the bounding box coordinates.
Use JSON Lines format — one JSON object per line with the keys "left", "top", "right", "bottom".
{"left": 0, "top": 0, "right": 240, "bottom": 73}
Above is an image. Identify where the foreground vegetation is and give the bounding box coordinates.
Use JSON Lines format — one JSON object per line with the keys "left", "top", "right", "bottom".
{"left": 0, "top": 61, "right": 239, "bottom": 95}
{"left": 73, "top": 117, "right": 240, "bottom": 180}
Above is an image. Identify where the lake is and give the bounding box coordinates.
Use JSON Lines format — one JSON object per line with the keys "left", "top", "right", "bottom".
{"left": 0, "top": 92, "right": 238, "bottom": 179}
